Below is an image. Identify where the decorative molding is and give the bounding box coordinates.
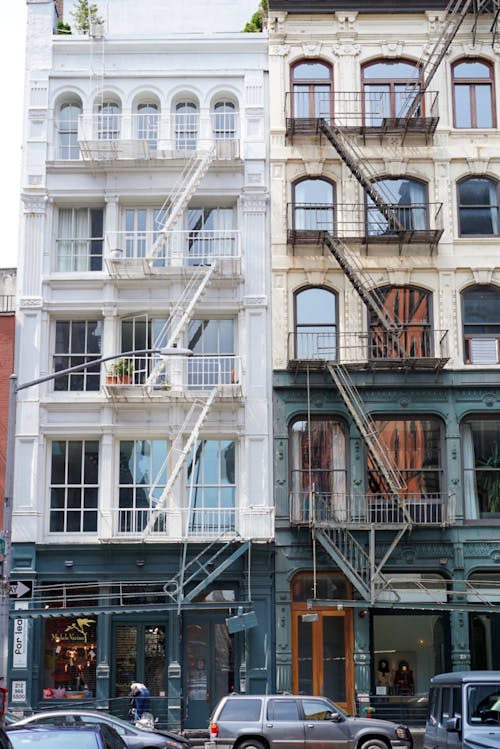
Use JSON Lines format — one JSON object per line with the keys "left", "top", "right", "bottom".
{"left": 336, "top": 12, "right": 358, "bottom": 36}
{"left": 19, "top": 297, "right": 43, "bottom": 309}
{"left": 22, "top": 194, "right": 47, "bottom": 213}
{"left": 332, "top": 44, "right": 361, "bottom": 57}
{"left": 244, "top": 295, "right": 267, "bottom": 306}
{"left": 301, "top": 43, "right": 322, "bottom": 57}
{"left": 380, "top": 42, "right": 404, "bottom": 58}
{"left": 269, "top": 44, "right": 290, "bottom": 57}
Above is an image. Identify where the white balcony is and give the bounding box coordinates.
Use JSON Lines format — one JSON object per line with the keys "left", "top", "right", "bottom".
{"left": 110, "top": 506, "right": 273, "bottom": 541}
{"left": 103, "top": 354, "right": 243, "bottom": 401}
{"left": 77, "top": 112, "right": 240, "bottom": 162}
{"left": 105, "top": 229, "right": 241, "bottom": 277}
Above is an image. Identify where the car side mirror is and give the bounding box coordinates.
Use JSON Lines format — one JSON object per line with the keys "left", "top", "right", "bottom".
{"left": 445, "top": 716, "right": 461, "bottom": 733}
{"left": 329, "top": 712, "right": 342, "bottom": 722}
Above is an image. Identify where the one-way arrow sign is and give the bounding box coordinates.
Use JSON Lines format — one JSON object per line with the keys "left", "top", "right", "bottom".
{"left": 9, "top": 580, "right": 33, "bottom": 599}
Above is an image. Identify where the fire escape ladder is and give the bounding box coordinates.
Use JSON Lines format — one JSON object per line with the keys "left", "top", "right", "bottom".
{"left": 140, "top": 387, "right": 219, "bottom": 538}
{"left": 177, "top": 538, "right": 250, "bottom": 610}
{"left": 149, "top": 145, "right": 216, "bottom": 261}
{"left": 322, "top": 234, "right": 396, "bottom": 331}
{"left": 326, "top": 363, "right": 413, "bottom": 527}
{"left": 318, "top": 120, "right": 405, "bottom": 232}
{"left": 145, "top": 263, "right": 217, "bottom": 387}
{"left": 404, "top": 0, "right": 473, "bottom": 122}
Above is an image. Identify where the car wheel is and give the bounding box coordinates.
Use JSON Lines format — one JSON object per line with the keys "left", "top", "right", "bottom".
{"left": 236, "top": 740, "right": 267, "bottom": 749}
{"left": 359, "top": 739, "right": 390, "bottom": 749}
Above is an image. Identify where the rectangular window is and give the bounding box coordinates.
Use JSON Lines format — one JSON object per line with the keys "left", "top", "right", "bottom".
{"left": 368, "top": 417, "right": 443, "bottom": 523}
{"left": 463, "top": 419, "right": 500, "bottom": 517}
{"left": 54, "top": 320, "right": 102, "bottom": 392}
{"left": 186, "top": 439, "right": 236, "bottom": 534}
{"left": 56, "top": 208, "right": 104, "bottom": 272}
{"left": 118, "top": 439, "right": 168, "bottom": 533}
{"left": 187, "top": 319, "right": 235, "bottom": 387}
{"left": 50, "top": 440, "right": 99, "bottom": 533}
{"left": 187, "top": 207, "right": 236, "bottom": 264}
{"left": 43, "top": 614, "right": 97, "bottom": 698}
{"left": 123, "top": 208, "right": 167, "bottom": 259}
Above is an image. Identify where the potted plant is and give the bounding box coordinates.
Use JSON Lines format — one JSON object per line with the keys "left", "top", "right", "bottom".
{"left": 106, "top": 358, "right": 134, "bottom": 385}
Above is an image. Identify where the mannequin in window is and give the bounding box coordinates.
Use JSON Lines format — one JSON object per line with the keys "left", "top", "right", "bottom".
{"left": 393, "top": 659, "right": 414, "bottom": 695}
{"left": 376, "top": 658, "right": 392, "bottom": 691}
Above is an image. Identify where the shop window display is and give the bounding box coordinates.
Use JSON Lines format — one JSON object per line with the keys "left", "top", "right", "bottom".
{"left": 43, "top": 617, "right": 97, "bottom": 699}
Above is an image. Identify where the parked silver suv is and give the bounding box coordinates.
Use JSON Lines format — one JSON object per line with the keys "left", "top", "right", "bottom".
{"left": 208, "top": 693, "right": 413, "bottom": 749}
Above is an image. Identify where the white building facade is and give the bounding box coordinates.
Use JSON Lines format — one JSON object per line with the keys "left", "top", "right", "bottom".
{"left": 11, "top": 0, "right": 273, "bottom": 727}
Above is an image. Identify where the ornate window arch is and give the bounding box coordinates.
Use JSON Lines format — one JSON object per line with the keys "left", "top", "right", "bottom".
{"left": 452, "top": 58, "right": 495, "bottom": 128}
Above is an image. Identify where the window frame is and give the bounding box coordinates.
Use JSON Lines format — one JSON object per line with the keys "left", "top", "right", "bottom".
{"left": 366, "top": 176, "right": 428, "bottom": 236}
{"left": 452, "top": 58, "right": 496, "bottom": 129}
{"left": 293, "top": 285, "right": 338, "bottom": 361}
{"left": 457, "top": 176, "right": 500, "bottom": 237}
{"left": 462, "top": 284, "right": 500, "bottom": 364}
{"left": 56, "top": 206, "right": 104, "bottom": 272}
{"left": 56, "top": 101, "right": 82, "bottom": 160}
{"left": 186, "top": 439, "right": 236, "bottom": 533}
{"left": 53, "top": 319, "right": 103, "bottom": 392}
{"left": 118, "top": 438, "right": 169, "bottom": 534}
{"left": 292, "top": 178, "right": 336, "bottom": 234}
{"left": 290, "top": 59, "right": 333, "bottom": 120}
{"left": 49, "top": 439, "right": 99, "bottom": 534}
{"left": 174, "top": 100, "right": 199, "bottom": 150}
{"left": 361, "top": 58, "right": 423, "bottom": 125}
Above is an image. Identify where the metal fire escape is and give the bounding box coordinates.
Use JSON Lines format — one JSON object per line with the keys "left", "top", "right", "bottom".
{"left": 290, "top": 0, "right": 499, "bottom": 602}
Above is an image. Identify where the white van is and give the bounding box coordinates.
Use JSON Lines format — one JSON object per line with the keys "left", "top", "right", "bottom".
{"left": 424, "top": 671, "right": 500, "bottom": 749}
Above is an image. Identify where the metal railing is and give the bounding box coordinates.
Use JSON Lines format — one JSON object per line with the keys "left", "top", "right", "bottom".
{"left": 104, "top": 354, "right": 242, "bottom": 390}
{"left": 106, "top": 229, "right": 240, "bottom": 266}
{"left": 76, "top": 112, "right": 240, "bottom": 160}
{"left": 290, "top": 489, "right": 455, "bottom": 526}
{"left": 288, "top": 329, "right": 449, "bottom": 366}
{"left": 112, "top": 506, "right": 237, "bottom": 538}
{"left": 285, "top": 89, "right": 439, "bottom": 132}
{"left": 287, "top": 202, "right": 444, "bottom": 244}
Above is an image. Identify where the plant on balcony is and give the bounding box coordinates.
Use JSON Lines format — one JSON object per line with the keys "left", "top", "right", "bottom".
{"left": 106, "top": 358, "right": 134, "bottom": 385}
{"left": 71, "top": 0, "right": 103, "bottom": 35}
{"left": 56, "top": 19, "right": 72, "bottom": 34}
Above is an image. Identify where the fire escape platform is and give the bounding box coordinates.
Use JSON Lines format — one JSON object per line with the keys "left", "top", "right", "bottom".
{"left": 288, "top": 228, "right": 443, "bottom": 254}
{"left": 286, "top": 116, "right": 439, "bottom": 139}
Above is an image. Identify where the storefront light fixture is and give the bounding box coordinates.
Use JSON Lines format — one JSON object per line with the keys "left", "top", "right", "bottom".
{"left": 64, "top": 560, "right": 74, "bottom": 568}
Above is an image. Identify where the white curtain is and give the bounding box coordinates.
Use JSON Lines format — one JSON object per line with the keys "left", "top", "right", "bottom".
{"left": 408, "top": 181, "right": 426, "bottom": 230}
{"left": 331, "top": 423, "right": 347, "bottom": 521}
{"left": 463, "top": 424, "right": 479, "bottom": 519}
{"left": 57, "top": 208, "right": 73, "bottom": 272}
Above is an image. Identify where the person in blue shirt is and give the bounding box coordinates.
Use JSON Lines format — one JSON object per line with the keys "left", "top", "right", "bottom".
{"left": 129, "top": 681, "right": 151, "bottom": 720}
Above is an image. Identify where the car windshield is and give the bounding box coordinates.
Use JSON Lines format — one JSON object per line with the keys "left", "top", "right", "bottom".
{"left": 467, "top": 684, "right": 500, "bottom": 724}
{"left": 9, "top": 728, "right": 99, "bottom": 748}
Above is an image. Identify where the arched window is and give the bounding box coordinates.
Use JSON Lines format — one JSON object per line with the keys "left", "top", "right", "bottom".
{"left": 452, "top": 58, "right": 495, "bottom": 128}
{"left": 294, "top": 286, "right": 337, "bottom": 360}
{"left": 289, "top": 418, "right": 348, "bottom": 524}
{"left": 369, "top": 285, "right": 432, "bottom": 360}
{"left": 291, "top": 60, "right": 333, "bottom": 119}
{"left": 462, "top": 284, "right": 500, "bottom": 364}
{"left": 175, "top": 100, "right": 198, "bottom": 150}
{"left": 293, "top": 178, "right": 335, "bottom": 232}
{"left": 97, "top": 101, "right": 120, "bottom": 140}
{"left": 362, "top": 59, "right": 421, "bottom": 125}
{"left": 212, "top": 100, "right": 236, "bottom": 139}
{"left": 136, "top": 103, "right": 159, "bottom": 149}
{"left": 367, "top": 177, "right": 427, "bottom": 235}
{"left": 57, "top": 102, "right": 81, "bottom": 160}
{"left": 458, "top": 176, "right": 499, "bottom": 236}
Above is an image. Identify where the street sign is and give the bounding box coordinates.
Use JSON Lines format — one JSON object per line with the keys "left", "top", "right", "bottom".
{"left": 9, "top": 580, "right": 33, "bottom": 600}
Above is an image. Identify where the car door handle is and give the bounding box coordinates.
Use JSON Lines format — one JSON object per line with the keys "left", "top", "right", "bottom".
{"left": 307, "top": 724, "right": 315, "bottom": 728}
{"left": 266, "top": 723, "right": 274, "bottom": 728}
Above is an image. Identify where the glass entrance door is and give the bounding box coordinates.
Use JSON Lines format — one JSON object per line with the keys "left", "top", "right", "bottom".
{"left": 112, "top": 622, "right": 167, "bottom": 721}
{"left": 183, "top": 613, "right": 235, "bottom": 728}
{"left": 292, "top": 610, "right": 354, "bottom": 713}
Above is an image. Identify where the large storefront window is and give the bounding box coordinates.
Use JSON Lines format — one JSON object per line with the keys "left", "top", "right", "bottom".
{"left": 43, "top": 616, "right": 97, "bottom": 699}
{"left": 373, "top": 609, "right": 447, "bottom": 697}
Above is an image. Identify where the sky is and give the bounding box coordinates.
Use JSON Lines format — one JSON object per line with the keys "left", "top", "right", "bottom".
{"left": 1, "top": 0, "right": 27, "bottom": 269}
